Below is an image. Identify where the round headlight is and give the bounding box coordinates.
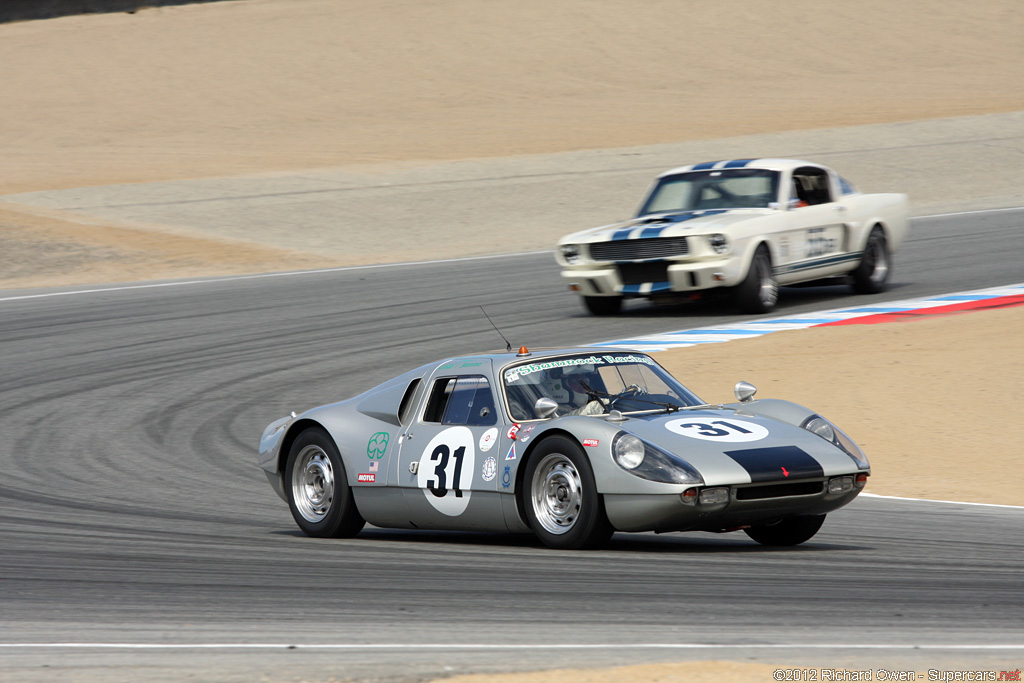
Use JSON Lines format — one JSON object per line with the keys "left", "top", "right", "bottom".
{"left": 803, "top": 416, "right": 835, "bottom": 443}
{"left": 559, "top": 244, "right": 581, "bottom": 264}
{"left": 709, "top": 234, "right": 729, "bottom": 254}
{"left": 613, "top": 433, "right": 645, "bottom": 469}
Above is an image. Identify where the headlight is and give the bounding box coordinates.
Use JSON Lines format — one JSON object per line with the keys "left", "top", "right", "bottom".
{"left": 708, "top": 233, "right": 729, "bottom": 254}
{"left": 559, "top": 244, "right": 581, "bottom": 264}
{"left": 611, "top": 432, "right": 703, "bottom": 485}
{"left": 612, "top": 433, "right": 645, "bottom": 469}
{"left": 801, "top": 415, "right": 870, "bottom": 470}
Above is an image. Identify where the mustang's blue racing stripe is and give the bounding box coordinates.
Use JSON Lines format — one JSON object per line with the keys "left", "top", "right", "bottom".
{"left": 725, "top": 446, "right": 824, "bottom": 483}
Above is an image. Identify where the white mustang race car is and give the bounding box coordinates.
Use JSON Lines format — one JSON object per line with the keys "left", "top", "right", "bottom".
{"left": 556, "top": 159, "right": 909, "bottom": 314}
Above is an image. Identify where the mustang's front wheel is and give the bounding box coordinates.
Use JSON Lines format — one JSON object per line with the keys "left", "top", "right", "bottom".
{"left": 523, "top": 436, "right": 613, "bottom": 549}
{"left": 284, "top": 427, "right": 365, "bottom": 538}
{"left": 734, "top": 244, "right": 778, "bottom": 314}
{"left": 744, "top": 514, "right": 825, "bottom": 546}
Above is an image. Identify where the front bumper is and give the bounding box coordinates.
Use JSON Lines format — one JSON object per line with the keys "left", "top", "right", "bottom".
{"left": 561, "top": 258, "right": 742, "bottom": 298}
{"left": 603, "top": 478, "right": 862, "bottom": 533}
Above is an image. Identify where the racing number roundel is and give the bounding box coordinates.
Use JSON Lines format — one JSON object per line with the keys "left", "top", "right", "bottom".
{"left": 417, "top": 427, "right": 476, "bottom": 516}
{"left": 665, "top": 418, "right": 769, "bottom": 442}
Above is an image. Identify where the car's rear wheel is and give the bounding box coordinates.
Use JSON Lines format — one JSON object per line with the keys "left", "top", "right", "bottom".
{"left": 744, "top": 514, "right": 825, "bottom": 546}
{"left": 284, "top": 427, "right": 365, "bottom": 538}
{"left": 851, "top": 226, "right": 890, "bottom": 294}
{"left": 523, "top": 436, "right": 612, "bottom": 549}
{"left": 583, "top": 295, "right": 623, "bottom": 316}
{"left": 734, "top": 244, "right": 777, "bottom": 313}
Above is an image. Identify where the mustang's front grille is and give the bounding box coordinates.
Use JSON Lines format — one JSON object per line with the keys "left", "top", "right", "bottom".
{"left": 735, "top": 481, "right": 824, "bottom": 500}
{"left": 618, "top": 262, "right": 669, "bottom": 285}
{"left": 589, "top": 236, "right": 689, "bottom": 262}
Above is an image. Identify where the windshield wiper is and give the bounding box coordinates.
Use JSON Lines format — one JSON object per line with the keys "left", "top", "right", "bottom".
{"left": 578, "top": 381, "right": 680, "bottom": 413}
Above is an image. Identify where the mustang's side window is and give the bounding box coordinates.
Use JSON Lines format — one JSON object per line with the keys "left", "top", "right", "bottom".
{"left": 792, "top": 167, "right": 833, "bottom": 206}
{"left": 422, "top": 375, "right": 497, "bottom": 426}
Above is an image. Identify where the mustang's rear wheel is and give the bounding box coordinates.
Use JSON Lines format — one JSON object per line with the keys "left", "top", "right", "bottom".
{"left": 744, "top": 514, "right": 826, "bottom": 546}
{"left": 284, "top": 427, "right": 365, "bottom": 538}
{"left": 583, "top": 295, "right": 623, "bottom": 316}
{"left": 851, "top": 226, "right": 891, "bottom": 294}
{"left": 734, "top": 244, "right": 777, "bottom": 314}
{"left": 523, "top": 436, "right": 612, "bottom": 549}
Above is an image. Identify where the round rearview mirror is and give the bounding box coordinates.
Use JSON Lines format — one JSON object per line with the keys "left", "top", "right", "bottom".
{"left": 534, "top": 397, "right": 559, "bottom": 418}
{"left": 734, "top": 381, "right": 757, "bottom": 403}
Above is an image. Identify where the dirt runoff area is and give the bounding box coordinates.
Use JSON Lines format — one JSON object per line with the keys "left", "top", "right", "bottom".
{"left": 1, "top": 2, "right": 1022, "bottom": 681}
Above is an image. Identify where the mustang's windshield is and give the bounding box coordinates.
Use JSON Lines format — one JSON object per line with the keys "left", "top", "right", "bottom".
{"left": 502, "top": 353, "right": 703, "bottom": 421}
{"left": 637, "top": 168, "right": 780, "bottom": 216}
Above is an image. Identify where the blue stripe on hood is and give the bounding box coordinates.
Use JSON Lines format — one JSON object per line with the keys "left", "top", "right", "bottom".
{"left": 616, "top": 210, "right": 729, "bottom": 239}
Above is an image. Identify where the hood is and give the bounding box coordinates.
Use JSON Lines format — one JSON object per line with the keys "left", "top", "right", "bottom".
{"left": 560, "top": 208, "right": 772, "bottom": 244}
{"left": 620, "top": 408, "right": 858, "bottom": 486}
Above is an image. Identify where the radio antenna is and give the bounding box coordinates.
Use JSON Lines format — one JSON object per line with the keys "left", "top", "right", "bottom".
{"left": 479, "top": 306, "right": 512, "bottom": 352}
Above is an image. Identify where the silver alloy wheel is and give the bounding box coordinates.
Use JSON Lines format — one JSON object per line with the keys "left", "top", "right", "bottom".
{"left": 291, "top": 444, "right": 335, "bottom": 523}
{"left": 531, "top": 453, "right": 583, "bottom": 535}
{"left": 757, "top": 253, "right": 778, "bottom": 307}
{"left": 867, "top": 235, "right": 890, "bottom": 284}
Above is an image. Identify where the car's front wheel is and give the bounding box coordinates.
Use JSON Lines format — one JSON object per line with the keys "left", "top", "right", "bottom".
{"left": 734, "top": 244, "right": 778, "bottom": 313}
{"left": 583, "top": 295, "right": 623, "bottom": 316}
{"left": 522, "top": 436, "right": 613, "bottom": 549}
{"left": 851, "top": 226, "right": 891, "bottom": 294}
{"left": 284, "top": 427, "right": 365, "bottom": 538}
{"left": 744, "top": 514, "right": 825, "bottom": 546}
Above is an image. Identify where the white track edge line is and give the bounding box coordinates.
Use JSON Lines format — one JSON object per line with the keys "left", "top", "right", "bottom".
{"left": 860, "top": 493, "right": 1024, "bottom": 509}
{"left": 0, "top": 249, "right": 551, "bottom": 302}
{"left": 0, "top": 642, "right": 1021, "bottom": 650}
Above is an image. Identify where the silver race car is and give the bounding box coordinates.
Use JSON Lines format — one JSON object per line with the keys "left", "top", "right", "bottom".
{"left": 259, "top": 348, "right": 869, "bottom": 549}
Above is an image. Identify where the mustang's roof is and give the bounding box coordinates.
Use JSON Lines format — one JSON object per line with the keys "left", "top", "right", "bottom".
{"left": 658, "top": 158, "right": 824, "bottom": 177}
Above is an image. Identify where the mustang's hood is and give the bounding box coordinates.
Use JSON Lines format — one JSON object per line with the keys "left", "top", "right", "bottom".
{"left": 560, "top": 209, "right": 772, "bottom": 244}
{"left": 621, "top": 409, "right": 858, "bottom": 486}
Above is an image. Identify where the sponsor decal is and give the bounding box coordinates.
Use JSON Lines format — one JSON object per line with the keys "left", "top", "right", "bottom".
{"left": 368, "top": 460, "right": 378, "bottom": 472}
{"left": 504, "top": 354, "right": 655, "bottom": 383}
{"left": 482, "top": 457, "right": 497, "bottom": 482}
{"left": 582, "top": 439, "right": 600, "bottom": 447}
{"left": 479, "top": 427, "right": 499, "bottom": 452}
{"left": 417, "top": 426, "right": 476, "bottom": 516}
{"left": 665, "top": 418, "right": 769, "bottom": 443}
{"left": 502, "top": 465, "right": 512, "bottom": 488}
{"left": 505, "top": 442, "right": 516, "bottom": 461}
{"left": 507, "top": 423, "right": 521, "bottom": 440}
{"left": 366, "top": 432, "right": 389, "bottom": 459}
{"left": 357, "top": 473, "right": 376, "bottom": 483}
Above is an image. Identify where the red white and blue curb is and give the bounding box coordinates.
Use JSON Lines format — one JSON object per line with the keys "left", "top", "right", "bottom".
{"left": 590, "top": 282, "right": 1024, "bottom": 352}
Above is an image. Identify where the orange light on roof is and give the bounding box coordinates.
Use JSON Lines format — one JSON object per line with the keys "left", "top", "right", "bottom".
{"left": 518, "top": 346, "right": 529, "bottom": 354}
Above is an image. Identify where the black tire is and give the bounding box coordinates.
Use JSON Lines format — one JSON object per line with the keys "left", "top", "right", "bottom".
{"left": 522, "top": 436, "right": 613, "bottom": 549}
{"left": 284, "top": 427, "right": 365, "bottom": 538}
{"left": 851, "top": 226, "right": 891, "bottom": 294}
{"left": 583, "top": 295, "right": 623, "bottom": 316}
{"left": 734, "top": 244, "right": 778, "bottom": 314}
{"left": 744, "top": 514, "right": 825, "bottom": 546}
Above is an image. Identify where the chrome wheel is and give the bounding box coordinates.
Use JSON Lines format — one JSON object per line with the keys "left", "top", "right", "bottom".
{"left": 291, "top": 444, "right": 335, "bottom": 523}
{"left": 531, "top": 453, "right": 582, "bottom": 535}
{"left": 865, "top": 235, "right": 890, "bottom": 285}
{"left": 756, "top": 252, "right": 779, "bottom": 308}
{"left": 852, "top": 227, "right": 891, "bottom": 294}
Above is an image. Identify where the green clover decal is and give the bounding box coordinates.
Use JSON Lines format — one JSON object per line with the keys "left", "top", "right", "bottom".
{"left": 367, "top": 431, "right": 389, "bottom": 459}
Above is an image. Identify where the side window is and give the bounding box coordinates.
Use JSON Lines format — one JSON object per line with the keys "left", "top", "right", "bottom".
{"left": 792, "top": 167, "right": 833, "bottom": 206}
{"left": 398, "top": 378, "right": 423, "bottom": 425}
{"left": 422, "top": 375, "right": 497, "bottom": 426}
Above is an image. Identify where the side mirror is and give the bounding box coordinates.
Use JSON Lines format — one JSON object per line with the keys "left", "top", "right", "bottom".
{"left": 534, "top": 397, "right": 559, "bottom": 418}
{"left": 734, "top": 381, "right": 757, "bottom": 403}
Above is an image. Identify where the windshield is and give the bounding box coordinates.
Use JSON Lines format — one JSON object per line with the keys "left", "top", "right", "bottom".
{"left": 638, "top": 168, "right": 780, "bottom": 216}
{"left": 502, "top": 353, "right": 703, "bottom": 421}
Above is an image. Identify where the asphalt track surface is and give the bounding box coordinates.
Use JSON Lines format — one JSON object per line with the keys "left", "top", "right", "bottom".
{"left": 1, "top": 208, "right": 1023, "bottom": 682}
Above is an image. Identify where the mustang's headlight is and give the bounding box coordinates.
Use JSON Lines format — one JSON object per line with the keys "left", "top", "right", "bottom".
{"left": 708, "top": 233, "right": 729, "bottom": 254}
{"left": 801, "top": 414, "right": 870, "bottom": 470}
{"left": 559, "top": 244, "right": 582, "bottom": 265}
{"left": 611, "top": 432, "right": 703, "bottom": 485}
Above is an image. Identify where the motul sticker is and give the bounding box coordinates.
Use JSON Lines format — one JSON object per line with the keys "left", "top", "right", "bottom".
{"left": 357, "top": 473, "right": 376, "bottom": 483}
{"left": 583, "top": 439, "right": 600, "bottom": 447}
